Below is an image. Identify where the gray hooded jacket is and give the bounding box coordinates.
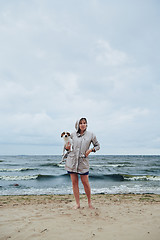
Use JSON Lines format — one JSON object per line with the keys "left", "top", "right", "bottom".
{"left": 65, "top": 119, "right": 100, "bottom": 174}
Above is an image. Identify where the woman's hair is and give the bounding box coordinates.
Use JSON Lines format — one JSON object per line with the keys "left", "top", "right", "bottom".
{"left": 77, "top": 118, "right": 87, "bottom": 133}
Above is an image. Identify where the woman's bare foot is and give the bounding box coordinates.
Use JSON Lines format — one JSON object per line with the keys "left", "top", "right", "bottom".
{"left": 88, "top": 203, "right": 94, "bottom": 209}
{"left": 73, "top": 204, "right": 80, "bottom": 209}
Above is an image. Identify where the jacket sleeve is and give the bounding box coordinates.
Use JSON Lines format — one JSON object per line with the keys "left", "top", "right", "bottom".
{"left": 92, "top": 133, "right": 100, "bottom": 152}
{"left": 70, "top": 133, "right": 73, "bottom": 139}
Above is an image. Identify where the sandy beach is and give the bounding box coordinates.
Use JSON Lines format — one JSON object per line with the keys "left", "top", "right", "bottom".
{"left": 0, "top": 194, "right": 160, "bottom": 240}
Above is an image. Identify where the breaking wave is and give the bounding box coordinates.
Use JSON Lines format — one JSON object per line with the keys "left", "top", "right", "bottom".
{"left": 1, "top": 173, "right": 159, "bottom": 181}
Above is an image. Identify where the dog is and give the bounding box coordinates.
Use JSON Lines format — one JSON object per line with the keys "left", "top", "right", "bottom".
{"left": 60, "top": 132, "right": 72, "bottom": 164}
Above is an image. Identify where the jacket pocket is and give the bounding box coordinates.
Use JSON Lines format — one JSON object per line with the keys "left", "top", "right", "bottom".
{"left": 65, "top": 152, "right": 76, "bottom": 170}
{"left": 79, "top": 157, "right": 89, "bottom": 170}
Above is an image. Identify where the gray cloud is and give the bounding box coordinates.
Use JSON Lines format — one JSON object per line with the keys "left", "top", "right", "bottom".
{"left": 0, "top": 0, "right": 160, "bottom": 154}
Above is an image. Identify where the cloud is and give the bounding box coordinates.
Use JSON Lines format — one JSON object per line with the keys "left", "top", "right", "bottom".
{"left": 95, "top": 40, "right": 129, "bottom": 66}
{"left": 0, "top": 0, "right": 160, "bottom": 154}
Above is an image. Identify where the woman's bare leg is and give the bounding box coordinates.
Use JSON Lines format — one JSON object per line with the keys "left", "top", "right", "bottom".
{"left": 80, "top": 175, "right": 94, "bottom": 209}
{"left": 70, "top": 174, "right": 80, "bottom": 209}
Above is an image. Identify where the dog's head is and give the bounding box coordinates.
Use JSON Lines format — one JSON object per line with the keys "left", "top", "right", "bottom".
{"left": 61, "top": 132, "right": 71, "bottom": 139}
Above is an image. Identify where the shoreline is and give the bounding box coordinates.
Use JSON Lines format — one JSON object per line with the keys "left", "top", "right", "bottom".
{"left": 0, "top": 193, "right": 160, "bottom": 207}
{"left": 0, "top": 194, "right": 160, "bottom": 240}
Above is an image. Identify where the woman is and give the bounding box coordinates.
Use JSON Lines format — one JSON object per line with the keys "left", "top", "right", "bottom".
{"left": 65, "top": 117, "right": 100, "bottom": 209}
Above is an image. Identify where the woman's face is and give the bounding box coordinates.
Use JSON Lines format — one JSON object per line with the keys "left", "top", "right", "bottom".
{"left": 79, "top": 119, "right": 87, "bottom": 133}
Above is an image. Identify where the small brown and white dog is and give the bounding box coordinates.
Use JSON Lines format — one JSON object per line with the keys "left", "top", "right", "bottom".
{"left": 60, "top": 132, "right": 72, "bottom": 163}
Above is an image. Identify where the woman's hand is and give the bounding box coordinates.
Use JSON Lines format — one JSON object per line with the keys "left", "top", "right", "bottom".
{"left": 65, "top": 142, "right": 71, "bottom": 151}
{"left": 85, "top": 149, "right": 92, "bottom": 157}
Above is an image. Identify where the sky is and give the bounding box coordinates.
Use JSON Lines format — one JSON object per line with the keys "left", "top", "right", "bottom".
{"left": 0, "top": 0, "right": 160, "bottom": 155}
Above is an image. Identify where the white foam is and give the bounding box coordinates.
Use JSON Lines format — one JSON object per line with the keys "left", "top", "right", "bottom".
{"left": 124, "top": 175, "right": 160, "bottom": 181}
{"left": 1, "top": 184, "right": 160, "bottom": 196}
{"left": 0, "top": 168, "right": 35, "bottom": 172}
{"left": 0, "top": 175, "right": 38, "bottom": 181}
{"left": 91, "top": 185, "right": 160, "bottom": 194}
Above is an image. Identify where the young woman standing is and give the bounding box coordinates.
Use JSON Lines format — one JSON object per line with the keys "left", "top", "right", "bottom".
{"left": 65, "top": 118, "right": 100, "bottom": 209}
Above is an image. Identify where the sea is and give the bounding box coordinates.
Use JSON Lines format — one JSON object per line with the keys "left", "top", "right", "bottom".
{"left": 0, "top": 155, "right": 160, "bottom": 196}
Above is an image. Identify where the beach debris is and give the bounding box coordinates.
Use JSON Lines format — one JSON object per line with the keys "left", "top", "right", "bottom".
{"left": 41, "top": 229, "right": 47, "bottom": 233}
{"left": 14, "top": 184, "right": 19, "bottom": 187}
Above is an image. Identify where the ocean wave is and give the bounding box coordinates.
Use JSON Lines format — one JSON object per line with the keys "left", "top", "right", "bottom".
{"left": 39, "top": 163, "right": 60, "bottom": 167}
{"left": 0, "top": 175, "right": 38, "bottom": 181}
{"left": 0, "top": 173, "right": 159, "bottom": 182}
{"left": 0, "top": 168, "right": 37, "bottom": 172}
{"left": 107, "top": 161, "right": 134, "bottom": 165}
{"left": 90, "top": 164, "right": 132, "bottom": 168}
{"left": 91, "top": 185, "right": 160, "bottom": 194}
{"left": 0, "top": 174, "right": 69, "bottom": 181}
{"left": 90, "top": 174, "right": 160, "bottom": 181}
{"left": 1, "top": 184, "right": 160, "bottom": 195}
{"left": 36, "top": 174, "right": 69, "bottom": 180}
{"left": 89, "top": 174, "right": 124, "bottom": 181}
{"left": 123, "top": 175, "right": 160, "bottom": 181}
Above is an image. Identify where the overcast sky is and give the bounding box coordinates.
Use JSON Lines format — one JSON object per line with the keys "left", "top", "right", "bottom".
{"left": 0, "top": 0, "right": 160, "bottom": 155}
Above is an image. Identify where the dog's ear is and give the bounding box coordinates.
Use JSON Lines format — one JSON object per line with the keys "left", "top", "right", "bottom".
{"left": 61, "top": 132, "right": 65, "bottom": 137}
{"left": 67, "top": 132, "right": 71, "bottom": 136}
